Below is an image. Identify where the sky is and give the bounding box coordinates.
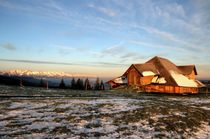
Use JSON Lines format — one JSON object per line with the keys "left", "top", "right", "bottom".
{"left": 0, "top": 0, "right": 209, "bottom": 79}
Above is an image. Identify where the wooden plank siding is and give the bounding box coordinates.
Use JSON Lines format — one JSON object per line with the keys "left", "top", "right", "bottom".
{"left": 144, "top": 85, "right": 198, "bottom": 94}
{"left": 140, "top": 76, "right": 154, "bottom": 85}
{"left": 127, "top": 66, "right": 154, "bottom": 86}
{"left": 127, "top": 68, "right": 140, "bottom": 85}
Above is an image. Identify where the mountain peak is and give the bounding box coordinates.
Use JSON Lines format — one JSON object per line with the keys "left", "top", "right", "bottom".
{"left": 0, "top": 69, "right": 96, "bottom": 78}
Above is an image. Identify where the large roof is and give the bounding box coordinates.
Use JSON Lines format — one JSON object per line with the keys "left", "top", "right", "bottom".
{"left": 124, "top": 56, "right": 201, "bottom": 87}
{"left": 145, "top": 56, "right": 179, "bottom": 86}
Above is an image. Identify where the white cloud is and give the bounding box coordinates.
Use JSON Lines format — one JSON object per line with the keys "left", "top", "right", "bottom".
{"left": 156, "top": 3, "right": 186, "bottom": 18}
{"left": 120, "top": 52, "right": 146, "bottom": 61}
{"left": 0, "top": 0, "right": 71, "bottom": 20}
{"left": 101, "top": 41, "right": 125, "bottom": 56}
{"left": 1, "top": 43, "right": 16, "bottom": 51}
{"left": 55, "top": 44, "right": 91, "bottom": 55}
{"left": 88, "top": 4, "right": 117, "bottom": 17}
{"left": 142, "top": 26, "right": 178, "bottom": 42}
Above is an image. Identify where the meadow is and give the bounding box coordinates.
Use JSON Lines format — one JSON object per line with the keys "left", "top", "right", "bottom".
{"left": 0, "top": 85, "right": 209, "bottom": 138}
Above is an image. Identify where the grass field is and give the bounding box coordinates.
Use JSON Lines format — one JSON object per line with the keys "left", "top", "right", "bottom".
{"left": 0, "top": 85, "right": 209, "bottom": 138}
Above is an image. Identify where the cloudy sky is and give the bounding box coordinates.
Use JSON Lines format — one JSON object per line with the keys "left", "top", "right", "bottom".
{"left": 0, "top": 0, "right": 209, "bottom": 79}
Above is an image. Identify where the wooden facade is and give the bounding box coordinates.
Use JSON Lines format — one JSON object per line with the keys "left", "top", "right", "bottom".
{"left": 144, "top": 85, "right": 198, "bottom": 94}
{"left": 125, "top": 65, "right": 199, "bottom": 94}
{"left": 121, "top": 56, "right": 205, "bottom": 94}
{"left": 127, "top": 66, "right": 154, "bottom": 86}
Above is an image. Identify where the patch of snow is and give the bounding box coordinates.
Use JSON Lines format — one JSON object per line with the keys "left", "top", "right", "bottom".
{"left": 151, "top": 76, "right": 158, "bottom": 83}
{"left": 8, "top": 109, "right": 25, "bottom": 116}
{"left": 23, "top": 133, "right": 48, "bottom": 138}
{"left": 98, "top": 99, "right": 141, "bottom": 114}
{"left": 200, "top": 106, "right": 210, "bottom": 111}
{"left": 0, "top": 121, "right": 8, "bottom": 127}
{"left": 173, "top": 112, "right": 186, "bottom": 117}
{"left": 152, "top": 76, "right": 166, "bottom": 84}
{"left": 113, "top": 76, "right": 127, "bottom": 84}
{"left": 168, "top": 97, "right": 210, "bottom": 105}
{"left": 26, "top": 121, "right": 61, "bottom": 130}
{"left": 194, "top": 122, "right": 210, "bottom": 138}
{"left": 154, "top": 114, "right": 170, "bottom": 119}
{"left": 170, "top": 70, "right": 197, "bottom": 87}
{"left": 103, "top": 125, "right": 118, "bottom": 133}
{"left": 9, "top": 102, "right": 47, "bottom": 109}
{"left": 142, "top": 71, "right": 155, "bottom": 76}
{"left": 157, "top": 77, "right": 166, "bottom": 84}
{"left": 188, "top": 99, "right": 210, "bottom": 104}
{"left": 48, "top": 99, "right": 144, "bottom": 121}
{"left": 125, "top": 135, "right": 141, "bottom": 139}
{"left": 9, "top": 102, "right": 30, "bottom": 109}
{"left": 127, "top": 120, "right": 154, "bottom": 138}
{"left": 78, "top": 120, "right": 88, "bottom": 126}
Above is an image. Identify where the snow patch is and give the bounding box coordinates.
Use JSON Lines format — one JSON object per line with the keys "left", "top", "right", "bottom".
{"left": 26, "top": 122, "right": 61, "bottom": 130}
{"left": 194, "top": 122, "right": 210, "bottom": 138}
{"left": 170, "top": 70, "right": 197, "bottom": 87}
{"left": 113, "top": 76, "right": 127, "bottom": 84}
{"left": 151, "top": 76, "right": 158, "bottom": 83}
{"left": 0, "top": 121, "right": 8, "bottom": 127}
{"left": 142, "top": 71, "right": 155, "bottom": 76}
{"left": 157, "top": 77, "right": 167, "bottom": 84}
{"left": 9, "top": 102, "right": 47, "bottom": 109}
{"left": 200, "top": 106, "right": 210, "bottom": 111}
{"left": 152, "top": 76, "right": 166, "bottom": 84}
{"left": 8, "top": 109, "right": 25, "bottom": 116}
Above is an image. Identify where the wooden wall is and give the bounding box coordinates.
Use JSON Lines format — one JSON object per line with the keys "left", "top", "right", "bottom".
{"left": 127, "top": 68, "right": 141, "bottom": 85}
{"left": 127, "top": 66, "right": 154, "bottom": 86}
{"left": 140, "top": 76, "right": 154, "bottom": 85}
{"left": 144, "top": 85, "right": 198, "bottom": 94}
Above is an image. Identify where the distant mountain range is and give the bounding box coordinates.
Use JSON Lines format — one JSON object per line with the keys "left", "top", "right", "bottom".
{"left": 0, "top": 69, "right": 96, "bottom": 78}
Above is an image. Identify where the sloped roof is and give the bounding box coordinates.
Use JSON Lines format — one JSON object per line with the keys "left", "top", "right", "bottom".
{"left": 123, "top": 56, "right": 201, "bottom": 87}
{"left": 177, "top": 65, "right": 197, "bottom": 75}
{"left": 145, "top": 56, "right": 179, "bottom": 86}
{"left": 195, "top": 80, "right": 205, "bottom": 87}
{"left": 133, "top": 63, "right": 159, "bottom": 75}
{"left": 107, "top": 76, "right": 127, "bottom": 84}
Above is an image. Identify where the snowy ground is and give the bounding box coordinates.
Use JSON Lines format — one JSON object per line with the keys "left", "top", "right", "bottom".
{"left": 0, "top": 85, "right": 210, "bottom": 138}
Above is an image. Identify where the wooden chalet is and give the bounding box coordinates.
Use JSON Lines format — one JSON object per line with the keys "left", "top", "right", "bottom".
{"left": 110, "top": 56, "right": 205, "bottom": 94}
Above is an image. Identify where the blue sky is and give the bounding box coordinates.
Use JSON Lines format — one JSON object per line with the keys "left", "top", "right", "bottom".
{"left": 0, "top": 0, "right": 209, "bottom": 79}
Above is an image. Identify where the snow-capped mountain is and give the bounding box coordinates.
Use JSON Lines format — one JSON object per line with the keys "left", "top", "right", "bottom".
{"left": 0, "top": 69, "right": 96, "bottom": 78}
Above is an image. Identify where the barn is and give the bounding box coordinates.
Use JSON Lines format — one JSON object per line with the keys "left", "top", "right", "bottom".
{"left": 110, "top": 56, "right": 205, "bottom": 94}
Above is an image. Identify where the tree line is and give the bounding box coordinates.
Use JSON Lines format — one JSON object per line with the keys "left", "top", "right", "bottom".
{"left": 40, "top": 77, "right": 105, "bottom": 90}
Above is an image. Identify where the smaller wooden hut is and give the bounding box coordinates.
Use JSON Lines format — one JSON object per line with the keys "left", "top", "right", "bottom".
{"left": 107, "top": 76, "right": 127, "bottom": 88}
